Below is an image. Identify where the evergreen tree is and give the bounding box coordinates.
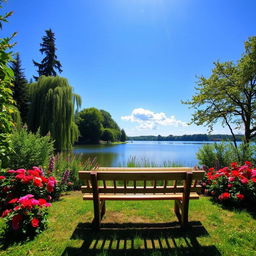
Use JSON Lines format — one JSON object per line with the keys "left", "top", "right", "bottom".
{"left": 120, "top": 129, "right": 127, "bottom": 142}
{"left": 11, "top": 53, "right": 28, "bottom": 123}
{"left": 33, "top": 29, "right": 62, "bottom": 80}
{"left": 27, "top": 76, "right": 81, "bottom": 151}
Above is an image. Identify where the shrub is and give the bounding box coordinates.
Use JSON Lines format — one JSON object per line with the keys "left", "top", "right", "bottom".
{"left": 7, "top": 128, "right": 54, "bottom": 169}
{"left": 0, "top": 167, "right": 57, "bottom": 238}
{"left": 203, "top": 161, "right": 256, "bottom": 207}
{"left": 51, "top": 153, "right": 97, "bottom": 190}
{"left": 197, "top": 142, "right": 256, "bottom": 169}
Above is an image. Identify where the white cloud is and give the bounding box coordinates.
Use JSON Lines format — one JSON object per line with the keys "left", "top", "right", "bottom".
{"left": 121, "top": 108, "right": 187, "bottom": 130}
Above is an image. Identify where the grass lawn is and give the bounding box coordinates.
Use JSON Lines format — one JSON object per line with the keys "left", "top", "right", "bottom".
{"left": 0, "top": 191, "right": 255, "bottom": 256}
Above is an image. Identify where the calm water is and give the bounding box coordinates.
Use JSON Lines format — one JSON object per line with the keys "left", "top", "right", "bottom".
{"left": 73, "top": 141, "right": 214, "bottom": 167}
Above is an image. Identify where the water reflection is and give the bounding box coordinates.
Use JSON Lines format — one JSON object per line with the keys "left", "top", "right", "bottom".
{"left": 73, "top": 141, "right": 208, "bottom": 167}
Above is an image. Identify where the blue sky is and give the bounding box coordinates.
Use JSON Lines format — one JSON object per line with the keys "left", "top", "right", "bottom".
{"left": 3, "top": 0, "right": 256, "bottom": 136}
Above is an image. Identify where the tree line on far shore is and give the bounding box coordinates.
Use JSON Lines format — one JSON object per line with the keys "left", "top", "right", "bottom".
{"left": 128, "top": 134, "right": 244, "bottom": 142}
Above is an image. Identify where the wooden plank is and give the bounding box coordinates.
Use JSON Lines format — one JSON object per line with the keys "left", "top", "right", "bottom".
{"left": 96, "top": 171, "right": 187, "bottom": 180}
{"left": 81, "top": 185, "right": 202, "bottom": 193}
{"left": 97, "top": 167, "right": 193, "bottom": 172}
{"left": 82, "top": 192, "right": 200, "bottom": 200}
{"left": 79, "top": 171, "right": 91, "bottom": 180}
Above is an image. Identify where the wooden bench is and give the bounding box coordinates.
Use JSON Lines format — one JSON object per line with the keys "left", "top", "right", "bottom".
{"left": 79, "top": 167, "right": 205, "bottom": 229}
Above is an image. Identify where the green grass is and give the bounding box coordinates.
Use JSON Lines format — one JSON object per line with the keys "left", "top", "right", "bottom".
{"left": 0, "top": 191, "right": 256, "bottom": 256}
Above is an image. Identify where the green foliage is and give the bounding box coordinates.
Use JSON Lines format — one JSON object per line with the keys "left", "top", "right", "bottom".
{"left": 0, "top": 4, "right": 16, "bottom": 168}
{"left": 27, "top": 76, "right": 81, "bottom": 151}
{"left": 77, "top": 108, "right": 122, "bottom": 143}
{"left": 120, "top": 129, "right": 127, "bottom": 142}
{"left": 10, "top": 53, "right": 29, "bottom": 124}
{"left": 184, "top": 36, "right": 256, "bottom": 145}
{"left": 77, "top": 108, "right": 103, "bottom": 143}
{"left": 33, "top": 29, "right": 62, "bottom": 80}
{"left": 7, "top": 128, "right": 54, "bottom": 169}
{"left": 101, "top": 128, "right": 115, "bottom": 142}
{"left": 52, "top": 153, "right": 97, "bottom": 190}
{"left": 197, "top": 142, "right": 256, "bottom": 168}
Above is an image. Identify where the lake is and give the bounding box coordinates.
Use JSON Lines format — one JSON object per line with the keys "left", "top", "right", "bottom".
{"left": 73, "top": 141, "right": 214, "bottom": 167}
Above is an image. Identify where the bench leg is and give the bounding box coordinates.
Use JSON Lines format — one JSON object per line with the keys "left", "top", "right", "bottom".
{"left": 181, "top": 200, "right": 189, "bottom": 228}
{"left": 100, "top": 200, "right": 106, "bottom": 219}
{"left": 174, "top": 199, "right": 181, "bottom": 223}
{"left": 92, "top": 198, "right": 101, "bottom": 229}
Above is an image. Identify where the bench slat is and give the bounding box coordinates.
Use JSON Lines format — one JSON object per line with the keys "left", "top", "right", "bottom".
{"left": 81, "top": 185, "right": 202, "bottom": 194}
{"left": 82, "top": 192, "right": 200, "bottom": 200}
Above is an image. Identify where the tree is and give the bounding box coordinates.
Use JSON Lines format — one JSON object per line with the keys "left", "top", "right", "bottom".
{"left": 184, "top": 37, "right": 256, "bottom": 151}
{"left": 27, "top": 76, "right": 81, "bottom": 151}
{"left": 33, "top": 29, "right": 62, "bottom": 80}
{"left": 120, "top": 129, "right": 127, "bottom": 142}
{"left": 10, "top": 53, "right": 28, "bottom": 123}
{"left": 77, "top": 108, "right": 103, "bottom": 143}
{"left": 0, "top": 3, "right": 16, "bottom": 167}
{"left": 102, "top": 128, "right": 115, "bottom": 142}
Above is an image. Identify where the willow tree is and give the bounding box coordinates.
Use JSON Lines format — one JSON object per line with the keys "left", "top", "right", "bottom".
{"left": 28, "top": 76, "right": 81, "bottom": 151}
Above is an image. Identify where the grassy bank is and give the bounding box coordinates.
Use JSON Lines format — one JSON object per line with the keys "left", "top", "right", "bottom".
{"left": 0, "top": 191, "right": 255, "bottom": 256}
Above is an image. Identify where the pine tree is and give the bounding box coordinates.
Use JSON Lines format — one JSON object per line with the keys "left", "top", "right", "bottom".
{"left": 11, "top": 53, "right": 28, "bottom": 123}
{"left": 33, "top": 29, "right": 62, "bottom": 80}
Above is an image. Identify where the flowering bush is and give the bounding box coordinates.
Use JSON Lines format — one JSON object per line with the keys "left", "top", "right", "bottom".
{"left": 1, "top": 194, "right": 50, "bottom": 236}
{"left": 0, "top": 167, "right": 57, "bottom": 237}
{"left": 203, "top": 161, "right": 256, "bottom": 206}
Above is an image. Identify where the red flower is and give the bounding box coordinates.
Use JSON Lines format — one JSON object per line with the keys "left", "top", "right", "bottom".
{"left": 8, "top": 198, "right": 18, "bottom": 204}
{"left": 245, "top": 161, "right": 252, "bottom": 167}
{"left": 31, "top": 218, "right": 39, "bottom": 228}
{"left": 33, "top": 178, "right": 43, "bottom": 187}
{"left": 218, "top": 192, "right": 230, "bottom": 200}
{"left": 251, "top": 177, "right": 256, "bottom": 183}
{"left": 28, "top": 170, "right": 40, "bottom": 177}
{"left": 231, "top": 162, "right": 238, "bottom": 168}
{"left": 15, "top": 174, "right": 26, "bottom": 180}
{"left": 1, "top": 209, "right": 12, "bottom": 217}
{"left": 12, "top": 214, "right": 22, "bottom": 230}
{"left": 236, "top": 194, "right": 245, "bottom": 200}
{"left": 0, "top": 176, "right": 6, "bottom": 180}
{"left": 208, "top": 168, "right": 215, "bottom": 171}
{"left": 231, "top": 170, "right": 240, "bottom": 177}
{"left": 38, "top": 198, "right": 47, "bottom": 206}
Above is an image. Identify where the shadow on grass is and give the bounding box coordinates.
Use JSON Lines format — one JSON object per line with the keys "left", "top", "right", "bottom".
{"left": 61, "top": 221, "right": 221, "bottom": 256}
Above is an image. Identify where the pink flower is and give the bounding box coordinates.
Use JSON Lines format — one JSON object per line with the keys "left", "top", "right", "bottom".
{"left": 0, "top": 176, "right": 6, "bottom": 180}
{"left": 251, "top": 170, "right": 256, "bottom": 178}
{"left": 228, "top": 177, "right": 235, "bottom": 182}
{"left": 240, "top": 177, "right": 249, "bottom": 184}
{"left": 16, "top": 169, "right": 26, "bottom": 174}
{"left": 8, "top": 170, "right": 16, "bottom": 173}
{"left": 18, "top": 194, "right": 34, "bottom": 202}
{"left": 228, "top": 184, "right": 233, "bottom": 188}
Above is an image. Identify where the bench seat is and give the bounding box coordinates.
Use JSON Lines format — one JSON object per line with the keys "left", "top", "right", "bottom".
{"left": 79, "top": 167, "right": 205, "bottom": 229}
{"left": 83, "top": 192, "right": 200, "bottom": 200}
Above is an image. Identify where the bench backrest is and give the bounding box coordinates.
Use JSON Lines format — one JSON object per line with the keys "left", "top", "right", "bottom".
{"left": 79, "top": 167, "right": 205, "bottom": 194}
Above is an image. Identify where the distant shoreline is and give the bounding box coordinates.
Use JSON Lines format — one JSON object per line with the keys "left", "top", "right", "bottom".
{"left": 128, "top": 134, "right": 244, "bottom": 142}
